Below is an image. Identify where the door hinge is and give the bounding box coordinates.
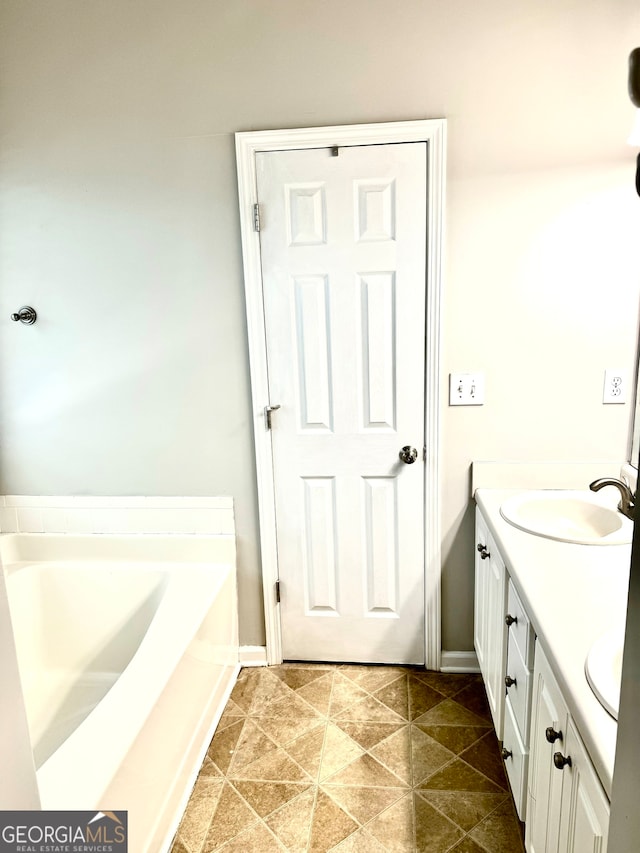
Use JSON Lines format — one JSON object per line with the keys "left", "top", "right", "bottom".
{"left": 253, "top": 203, "right": 261, "bottom": 232}
{"left": 264, "top": 403, "right": 281, "bottom": 430}
{"left": 275, "top": 580, "right": 281, "bottom": 603}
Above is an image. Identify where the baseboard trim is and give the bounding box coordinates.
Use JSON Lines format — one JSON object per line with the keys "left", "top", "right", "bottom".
{"left": 239, "top": 645, "right": 268, "bottom": 667}
{"left": 440, "top": 650, "right": 480, "bottom": 673}
{"left": 239, "top": 645, "right": 478, "bottom": 673}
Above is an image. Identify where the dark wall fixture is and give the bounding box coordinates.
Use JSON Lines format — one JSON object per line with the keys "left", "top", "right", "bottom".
{"left": 629, "top": 48, "right": 640, "bottom": 196}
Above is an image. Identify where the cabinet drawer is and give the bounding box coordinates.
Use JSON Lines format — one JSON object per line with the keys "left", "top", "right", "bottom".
{"left": 505, "top": 633, "right": 532, "bottom": 744}
{"left": 506, "top": 579, "right": 535, "bottom": 668}
{"left": 503, "top": 695, "right": 528, "bottom": 821}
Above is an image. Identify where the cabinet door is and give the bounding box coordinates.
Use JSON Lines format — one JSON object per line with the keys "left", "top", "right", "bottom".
{"left": 526, "top": 643, "right": 568, "bottom": 853}
{"left": 474, "top": 511, "right": 490, "bottom": 676}
{"left": 474, "top": 509, "right": 507, "bottom": 738}
{"left": 557, "top": 718, "right": 609, "bottom": 853}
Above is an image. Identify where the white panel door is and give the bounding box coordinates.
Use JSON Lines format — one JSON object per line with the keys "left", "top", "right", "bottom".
{"left": 257, "top": 143, "right": 426, "bottom": 663}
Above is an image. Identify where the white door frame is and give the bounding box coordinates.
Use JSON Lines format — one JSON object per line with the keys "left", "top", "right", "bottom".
{"left": 235, "top": 119, "right": 446, "bottom": 669}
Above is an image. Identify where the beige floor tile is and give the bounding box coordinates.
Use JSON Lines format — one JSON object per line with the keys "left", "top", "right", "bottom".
{"left": 415, "top": 724, "right": 492, "bottom": 755}
{"left": 232, "top": 780, "right": 312, "bottom": 819}
{"left": 366, "top": 791, "right": 415, "bottom": 852}
{"left": 319, "top": 723, "right": 366, "bottom": 781}
{"left": 265, "top": 787, "right": 316, "bottom": 851}
{"left": 328, "top": 673, "right": 371, "bottom": 716}
{"left": 410, "top": 726, "right": 457, "bottom": 786}
{"left": 228, "top": 671, "right": 260, "bottom": 713}
{"left": 229, "top": 744, "right": 311, "bottom": 783}
{"left": 418, "top": 758, "right": 505, "bottom": 794}
{"left": 259, "top": 689, "right": 324, "bottom": 722}
{"left": 407, "top": 676, "right": 448, "bottom": 721}
{"left": 323, "top": 752, "right": 407, "bottom": 788}
{"left": 373, "top": 674, "right": 410, "bottom": 720}
{"left": 329, "top": 826, "right": 389, "bottom": 852}
{"left": 418, "top": 790, "right": 509, "bottom": 833}
{"left": 308, "top": 789, "right": 359, "bottom": 852}
{"left": 458, "top": 730, "right": 509, "bottom": 791}
{"left": 334, "top": 720, "right": 405, "bottom": 751}
{"left": 467, "top": 798, "right": 525, "bottom": 853}
{"left": 216, "top": 700, "right": 246, "bottom": 730}
{"left": 413, "top": 698, "right": 494, "bottom": 728}
{"left": 228, "top": 718, "right": 278, "bottom": 771}
{"left": 414, "top": 793, "right": 465, "bottom": 852}
{"left": 340, "top": 665, "right": 409, "bottom": 693}
{"left": 207, "top": 720, "right": 245, "bottom": 775}
{"left": 201, "top": 782, "right": 259, "bottom": 851}
{"left": 257, "top": 711, "right": 324, "bottom": 747}
{"left": 217, "top": 821, "right": 287, "bottom": 852}
{"left": 322, "top": 784, "right": 405, "bottom": 825}
{"left": 273, "top": 666, "right": 330, "bottom": 691}
{"left": 175, "top": 778, "right": 224, "bottom": 853}
{"left": 248, "top": 670, "right": 302, "bottom": 715}
{"left": 413, "top": 671, "right": 478, "bottom": 698}
{"left": 369, "top": 725, "right": 412, "bottom": 784}
{"left": 173, "top": 666, "right": 526, "bottom": 853}
{"left": 448, "top": 838, "right": 489, "bottom": 853}
{"left": 284, "top": 724, "right": 327, "bottom": 780}
{"left": 335, "top": 693, "right": 407, "bottom": 723}
{"left": 296, "top": 672, "right": 335, "bottom": 716}
{"left": 198, "top": 756, "right": 223, "bottom": 779}
{"left": 450, "top": 680, "right": 493, "bottom": 723}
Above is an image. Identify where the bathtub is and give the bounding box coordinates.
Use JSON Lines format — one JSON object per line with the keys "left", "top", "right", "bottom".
{"left": 0, "top": 532, "right": 240, "bottom": 853}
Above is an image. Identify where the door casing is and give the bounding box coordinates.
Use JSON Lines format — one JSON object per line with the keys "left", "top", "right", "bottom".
{"left": 235, "top": 119, "right": 446, "bottom": 668}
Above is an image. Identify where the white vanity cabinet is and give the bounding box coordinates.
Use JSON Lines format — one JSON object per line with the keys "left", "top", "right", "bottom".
{"left": 474, "top": 508, "right": 508, "bottom": 738}
{"left": 474, "top": 492, "right": 616, "bottom": 853}
{"left": 526, "top": 643, "right": 609, "bottom": 853}
{"left": 502, "top": 578, "right": 535, "bottom": 820}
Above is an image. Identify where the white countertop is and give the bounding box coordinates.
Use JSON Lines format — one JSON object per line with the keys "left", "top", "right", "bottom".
{"left": 475, "top": 488, "right": 631, "bottom": 798}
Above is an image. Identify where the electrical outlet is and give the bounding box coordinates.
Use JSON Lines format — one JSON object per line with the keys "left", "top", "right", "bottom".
{"left": 603, "top": 369, "right": 627, "bottom": 404}
{"left": 449, "top": 372, "right": 485, "bottom": 406}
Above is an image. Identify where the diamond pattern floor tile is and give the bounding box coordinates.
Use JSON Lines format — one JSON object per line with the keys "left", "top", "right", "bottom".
{"left": 170, "top": 667, "right": 525, "bottom": 853}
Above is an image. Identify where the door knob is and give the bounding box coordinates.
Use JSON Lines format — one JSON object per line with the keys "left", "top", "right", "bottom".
{"left": 399, "top": 446, "right": 418, "bottom": 464}
{"left": 545, "top": 727, "right": 562, "bottom": 744}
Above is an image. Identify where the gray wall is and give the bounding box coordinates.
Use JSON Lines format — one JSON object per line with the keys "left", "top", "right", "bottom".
{"left": 1, "top": 0, "right": 639, "bottom": 649}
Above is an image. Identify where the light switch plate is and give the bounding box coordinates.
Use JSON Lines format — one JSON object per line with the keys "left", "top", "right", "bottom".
{"left": 449, "top": 372, "right": 485, "bottom": 406}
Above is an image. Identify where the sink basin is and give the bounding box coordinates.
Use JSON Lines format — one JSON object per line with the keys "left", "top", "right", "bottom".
{"left": 499, "top": 490, "right": 633, "bottom": 545}
{"left": 585, "top": 625, "right": 624, "bottom": 719}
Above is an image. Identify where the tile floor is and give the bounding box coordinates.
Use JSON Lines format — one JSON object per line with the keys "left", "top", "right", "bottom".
{"left": 170, "top": 664, "right": 526, "bottom": 853}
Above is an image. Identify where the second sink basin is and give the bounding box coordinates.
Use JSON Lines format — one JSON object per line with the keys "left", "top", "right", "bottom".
{"left": 585, "top": 624, "right": 624, "bottom": 720}
{"left": 499, "top": 490, "right": 633, "bottom": 545}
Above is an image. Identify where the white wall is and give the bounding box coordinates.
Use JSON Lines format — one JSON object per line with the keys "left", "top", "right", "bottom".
{"left": 1, "top": 0, "right": 639, "bottom": 649}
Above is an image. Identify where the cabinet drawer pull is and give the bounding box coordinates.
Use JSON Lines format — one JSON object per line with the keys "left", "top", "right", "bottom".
{"left": 505, "top": 613, "right": 518, "bottom": 627}
{"left": 476, "top": 543, "right": 491, "bottom": 559}
{"left": 501, "top": 747, "right": 513, "bottom": 760}
{"left": 553, "top": 752, "right": 572, "bottom": 770}
{"left": 505, "top": 675, "right": 517, "bottom": 688}
{"left": 545, "top": 726, "right": 562, "bottom": 744}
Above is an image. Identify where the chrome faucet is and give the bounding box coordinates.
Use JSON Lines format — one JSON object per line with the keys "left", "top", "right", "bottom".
{"left": 589, "top": 478, "right": 636, "bottom": 520}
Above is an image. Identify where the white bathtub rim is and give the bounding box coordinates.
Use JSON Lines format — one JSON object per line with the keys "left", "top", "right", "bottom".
{"left": 10, "top": 559, "right": 233, "bottom": 809}
{"left": 0, "top": 532, "right": 236, "bottom": 566}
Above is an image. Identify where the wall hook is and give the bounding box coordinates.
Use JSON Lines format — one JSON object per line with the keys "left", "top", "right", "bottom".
{"left": 11, "top": 306, "right": 37, "bottom": 325}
